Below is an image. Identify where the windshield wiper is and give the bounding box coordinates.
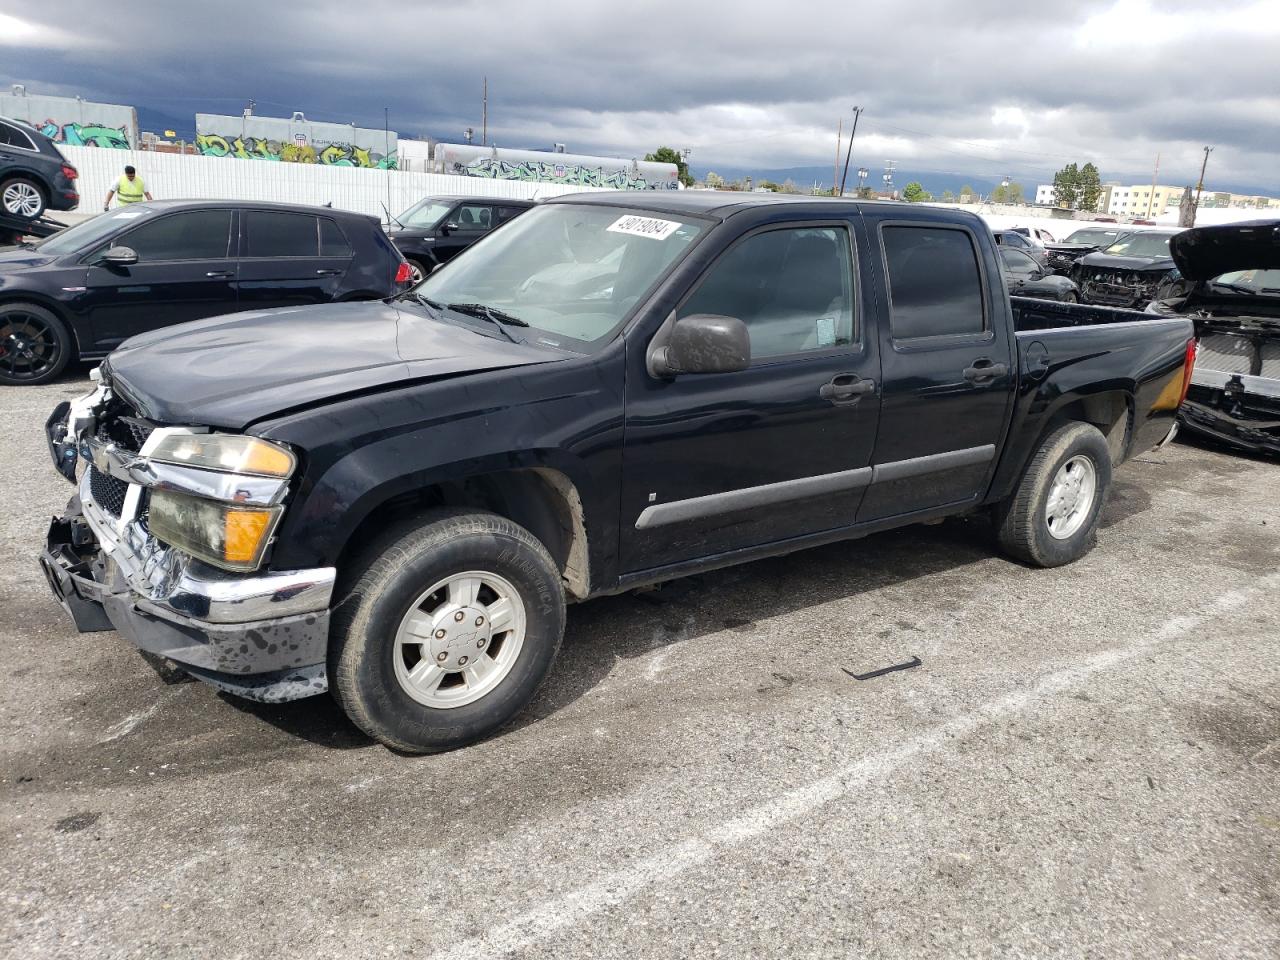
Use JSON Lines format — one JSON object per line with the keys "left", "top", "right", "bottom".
{"left": 444, "top": 302, "right": 529, "bottom": 343}
{"left": 1209, "top": 281, "right": 1258, "bottom": 296}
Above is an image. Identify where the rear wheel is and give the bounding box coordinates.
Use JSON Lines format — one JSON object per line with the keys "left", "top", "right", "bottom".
{"left": 329, "top": 508, "right": 565, "bottom": 752}
{"left": 0, "top": 177, "right": 46, "bottom": 219}
{"left": 0, "top": 302, "right": 72, "bottom": 385}
{"left": 406, "top": 257, "right": 430, "bottom": 285}
{"left": 996, "top": 422, "right": 1112, "bottom": 567}
{"left": 1062, "top": 291, "right": 1079, "bottom": 303}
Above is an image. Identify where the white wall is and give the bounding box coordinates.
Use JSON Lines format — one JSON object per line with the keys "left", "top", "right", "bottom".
{"left": 61, "top": 145, "right": 612, "bottom": 222}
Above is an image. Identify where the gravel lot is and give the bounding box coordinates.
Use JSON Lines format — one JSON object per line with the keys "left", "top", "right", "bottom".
{"left": 2, "top": 366, "right": 1278, "bottom": 959}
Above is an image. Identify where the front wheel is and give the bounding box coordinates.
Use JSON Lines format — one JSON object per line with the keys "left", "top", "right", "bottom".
{"left": 329, "top": 509, "right": 565, "bottom": 752}
{"left": 996, "top": 422, "right": 1112, "bottom": 567}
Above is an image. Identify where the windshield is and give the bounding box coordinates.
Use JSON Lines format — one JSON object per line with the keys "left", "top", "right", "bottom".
{"left": 1210, "top": 268, "right": 1280, "bottom": 295}
{"left": 34, "top": 208, "right": 155, "bottom": 256}
{"left": 396, "top": 199, "right": 454, "bottom": 230}
{"left": 1064, "top": 228, "right": 1122, "bottom": 245}
{"left": 415, "top": 204, "right": 706, "bottom": 350}
{"left": 1102, "top": 232, "right": 1175, "bottom": 258}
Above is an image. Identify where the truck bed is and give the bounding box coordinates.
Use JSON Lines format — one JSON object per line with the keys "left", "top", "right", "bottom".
{"left": 1010, "top": 296, "right": 1155, "bottom": 332}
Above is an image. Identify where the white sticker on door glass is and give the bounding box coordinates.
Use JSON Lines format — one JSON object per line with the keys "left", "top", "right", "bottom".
{"left": 606, "top": 215, "right": 682, "bottom": 241}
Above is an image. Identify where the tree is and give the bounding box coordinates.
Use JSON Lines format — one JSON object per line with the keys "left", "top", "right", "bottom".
{"left": 959, "top": 184, "right": 975, "bottom": 202}
{"left": 991, "top": 181, "right": 1025, "bottom": 205}
{"left": 704, "top": 171, "right": 725, "bottom": 189}
{"left": 941, "top": 189, "right": 955, "bottom": 202}
{"left": 902, "top": 181, "right": 931, "bottom": 203}
{"left": 855, "top": 186, "right": 876, "bottom": 199}
{"left": 1052, "top": 162, "right": 1082, "bottom": 209}
{"left": 1079, "top": 163, "right": 1102, "bottom": 212}
{"left": 645, "top": 146, "right": 694, "bottom": 187}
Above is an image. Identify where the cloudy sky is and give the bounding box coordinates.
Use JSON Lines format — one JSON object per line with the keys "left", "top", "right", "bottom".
{"left": 2, "top": 0, "right": 1277, "bottom": 193}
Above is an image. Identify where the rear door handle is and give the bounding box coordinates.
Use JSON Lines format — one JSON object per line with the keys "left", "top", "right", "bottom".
{"left": 315, "top": 268, "right": 341, "bottom": 276}
{"left": 820, "top": 374, "right": 876, "bottom": 403}
{"left": 205, "top": 271, "right": 233, "bottom": 279}
{"left": 963, "top": 359, "right": 1009, "bottom": 383}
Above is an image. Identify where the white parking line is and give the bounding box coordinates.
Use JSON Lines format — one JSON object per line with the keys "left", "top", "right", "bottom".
{"left": 427, "top": 574, "right": 1280, "bottom": 960}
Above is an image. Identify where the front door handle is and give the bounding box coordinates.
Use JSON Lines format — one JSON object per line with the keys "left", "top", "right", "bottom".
{"left": 205, "top": 271, "right": 233, "bottom": 279}
{"left": 963, "top": 359, "right": 1009, "bottom": 383}
{"left": 820, "top": 374, "right": 876, "bottom": 403}
{"left": 315, "top": 268, "right": 341, "bottom": 276}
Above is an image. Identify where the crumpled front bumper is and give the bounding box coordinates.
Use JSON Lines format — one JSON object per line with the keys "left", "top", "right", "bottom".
{"left": 40, "top": 383, "right": 336, "bottom": 703}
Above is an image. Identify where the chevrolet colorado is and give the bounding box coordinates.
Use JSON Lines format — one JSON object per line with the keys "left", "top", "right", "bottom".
{"left": 41, "top": 193, "right": 1197, "bottom": 752}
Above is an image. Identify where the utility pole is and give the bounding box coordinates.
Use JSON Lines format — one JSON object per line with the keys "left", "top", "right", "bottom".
{"left": 839, "top": 106, "right": 863, "bottom": 196}
{"left": 482, "top": 77, "right": 488, "bottom": 146}
{"left": 1146, "top": 152, "right": 1160, "bottom": 218}
{"left": 1193, "top": 145, "right": 1213, "bottom": 210}
{"left": 833, "top": 117, "right": 842, "bottom": 197}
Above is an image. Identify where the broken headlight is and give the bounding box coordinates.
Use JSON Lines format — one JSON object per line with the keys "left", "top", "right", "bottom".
{"left": 149, "top": 490, "right": 283, "bottom": 573}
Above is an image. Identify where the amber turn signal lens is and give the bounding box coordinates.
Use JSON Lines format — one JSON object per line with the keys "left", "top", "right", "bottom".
{"left": 223, "top": 509, "right": 276, "bottom": 565}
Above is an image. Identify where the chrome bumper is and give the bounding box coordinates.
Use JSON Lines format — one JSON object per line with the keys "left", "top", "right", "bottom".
{"left": 40, "top": 380, "right": 336, "bottom": 702}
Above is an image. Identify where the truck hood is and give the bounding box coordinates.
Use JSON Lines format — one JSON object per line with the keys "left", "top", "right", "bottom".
{"left": 1169, "top": 219, "right": 1280, "bottom": 281}
{"left": 104, "top": 299, "right": 564, "bottom": 430}
{"left": 1077, "top": 252, "right": 1175, "bottom": 273}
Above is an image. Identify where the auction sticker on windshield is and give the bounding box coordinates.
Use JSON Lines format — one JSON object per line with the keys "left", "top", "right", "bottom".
{"left": 607, "top": 214, "right": 683, "bottom": 241}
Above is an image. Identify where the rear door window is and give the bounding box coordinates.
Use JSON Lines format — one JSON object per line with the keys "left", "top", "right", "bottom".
{"left": 117, "top": 210, "right": 234, "bottom": 262}
{"left": 453, "top": 204, "right": 495, "bottom": 231}
{"left": 882, "top": 225, "right": 986, "bottom": 340}
{"left": 0, "top": 121, "right": 36, "bottom": 151}
{"left": 243, "top": 211, "right": 320, "bottom": 257}
{"left": 319, "top": 218, "right": 353, "bottom": 257}
{"left": 1000, "top": 248, "right": 1040, "bottom": 278}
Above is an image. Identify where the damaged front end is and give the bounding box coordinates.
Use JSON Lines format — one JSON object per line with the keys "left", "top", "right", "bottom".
{"left": 1178, "top": 316, "right": 1280, "bottom": 456}
{"left": 1078, "top": 265, "right": 1176, "bottom": 309}
{"left": 39, "top": 372, "right": 335, "bottom": 702}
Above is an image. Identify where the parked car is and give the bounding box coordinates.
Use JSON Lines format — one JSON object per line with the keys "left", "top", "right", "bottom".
{"left": 0, "top": 116, "right": 79, "bottom": 221}
{"left": 1009, "top": 225, "right": 1056, "bottom": 244}
{"left": 41, "top": 194, "right": 1195, "bottom": 752}
{"left": 998, "top": 247, "right": 1081, "bottom": 302}
{"left": 1146, "top": 219, "right": 1280, "bottom": 456}
{"left": 992, "top": 229, "right": 1047, "bottom": 265}
{"left": 0, "top": 200, "right": 411, "bottom": 385}
{"left": 1042, "top": 226, "right": 1130, "bottom": 275}
{"left": 1073, "top": 229, "right": 1183, "bottom": 308}
{"left": 388, "top": 195, "right": 535, "bottom": 283}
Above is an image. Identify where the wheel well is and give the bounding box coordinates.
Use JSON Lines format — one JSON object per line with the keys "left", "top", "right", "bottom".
{"left": 338, "top": 467, "right": 591, "bottom": 600}
{"left": 1046, "top": 391, "right": 1132, "bottom": 464}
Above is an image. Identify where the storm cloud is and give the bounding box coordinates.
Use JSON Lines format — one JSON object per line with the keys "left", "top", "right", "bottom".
{"left": 1, "top": 0, "right": 1276, "bottom": 192}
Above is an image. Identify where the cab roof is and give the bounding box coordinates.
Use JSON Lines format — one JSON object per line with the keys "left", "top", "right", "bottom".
{"left": 544, "top": 189, "right": 958, "bottom": 222}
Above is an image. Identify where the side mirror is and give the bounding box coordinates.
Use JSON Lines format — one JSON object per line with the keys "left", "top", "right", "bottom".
{"left": 440, "top": 222, "right": 458, "bottom": 235}
{"left": 649, "top": 314, "right": 751, "bottom": 378}
{"left": 97, "top": 245, "right": 138, "bottom": 267}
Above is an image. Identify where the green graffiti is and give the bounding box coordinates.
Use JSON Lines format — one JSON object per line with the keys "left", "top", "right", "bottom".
{"left": 38, "top": 119, "right": 130, "bottom": 149}
{"left": 197, "top": 130, "right": 394, "bottom": 168}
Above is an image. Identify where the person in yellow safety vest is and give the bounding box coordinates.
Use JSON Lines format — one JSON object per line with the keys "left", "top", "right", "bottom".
{"left": 103, "top": 166, "right": 153, "bottom": 210}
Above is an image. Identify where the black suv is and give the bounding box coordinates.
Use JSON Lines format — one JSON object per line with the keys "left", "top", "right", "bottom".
{"left": 388, "top": 195, "right": 535, "bottom": 282}
{"left": 0, "top": 199, "right": 410, "bottom": 385}
{"left": 0, "top": 117, "right": 79, "bottom": 221}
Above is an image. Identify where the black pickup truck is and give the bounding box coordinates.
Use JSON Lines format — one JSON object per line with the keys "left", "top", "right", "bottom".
{"left": 40, "top": 194, "right": 1196, "bottom": 753}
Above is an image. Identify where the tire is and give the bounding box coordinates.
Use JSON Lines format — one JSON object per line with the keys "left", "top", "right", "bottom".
{"left": 1062, "top": 291, "right": 1079, "bottom": 303}
{"left": 329, "top": 508, "right": 565, "bottom": 753}
{"left": 0, "top": 177, "right": 46, "bottom": 220}
{"left": 0, "top": 302, "right": 73, "bottom": 385}
{"left": 406, "top": 257, "right": 430, "bottom": 285}
{"left": 995, "top": 422, "right": 1112, "bottom": 568}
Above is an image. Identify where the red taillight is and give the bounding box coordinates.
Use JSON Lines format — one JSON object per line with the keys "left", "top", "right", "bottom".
{"left": 1178, "top": 337, "right": 1197, "bottom": 406}
{"left": 61, "top": 165, "right": 78, "bottom": 180}
{"left": 394, "top": 261, "right": 413, "bottom": 285}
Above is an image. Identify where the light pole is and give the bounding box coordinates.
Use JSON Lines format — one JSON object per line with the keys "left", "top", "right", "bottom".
{"left": 839, "top": 106, "right": 860, "bottom": 195}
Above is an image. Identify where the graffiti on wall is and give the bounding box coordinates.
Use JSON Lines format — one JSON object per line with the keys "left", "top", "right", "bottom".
{"left": 451, "top": 157, "right": 677, "bottom": 190}
{"left": 195, "top": 132, "right": 396, "bottom": 169}
{"left": 38, "top": 120, "right": 131, "bottom": 149}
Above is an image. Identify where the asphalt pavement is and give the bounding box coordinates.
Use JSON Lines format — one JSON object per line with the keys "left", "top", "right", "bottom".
{"left": 2, "top": 366, "right": 1277, "bottom": 959}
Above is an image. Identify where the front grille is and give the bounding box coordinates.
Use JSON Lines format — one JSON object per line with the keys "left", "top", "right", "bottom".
{"left": 88, "top": 465, "right": 128, "bottom": 518}
{"left": 96, "top": 413, "right": 155, "bottom": 453}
